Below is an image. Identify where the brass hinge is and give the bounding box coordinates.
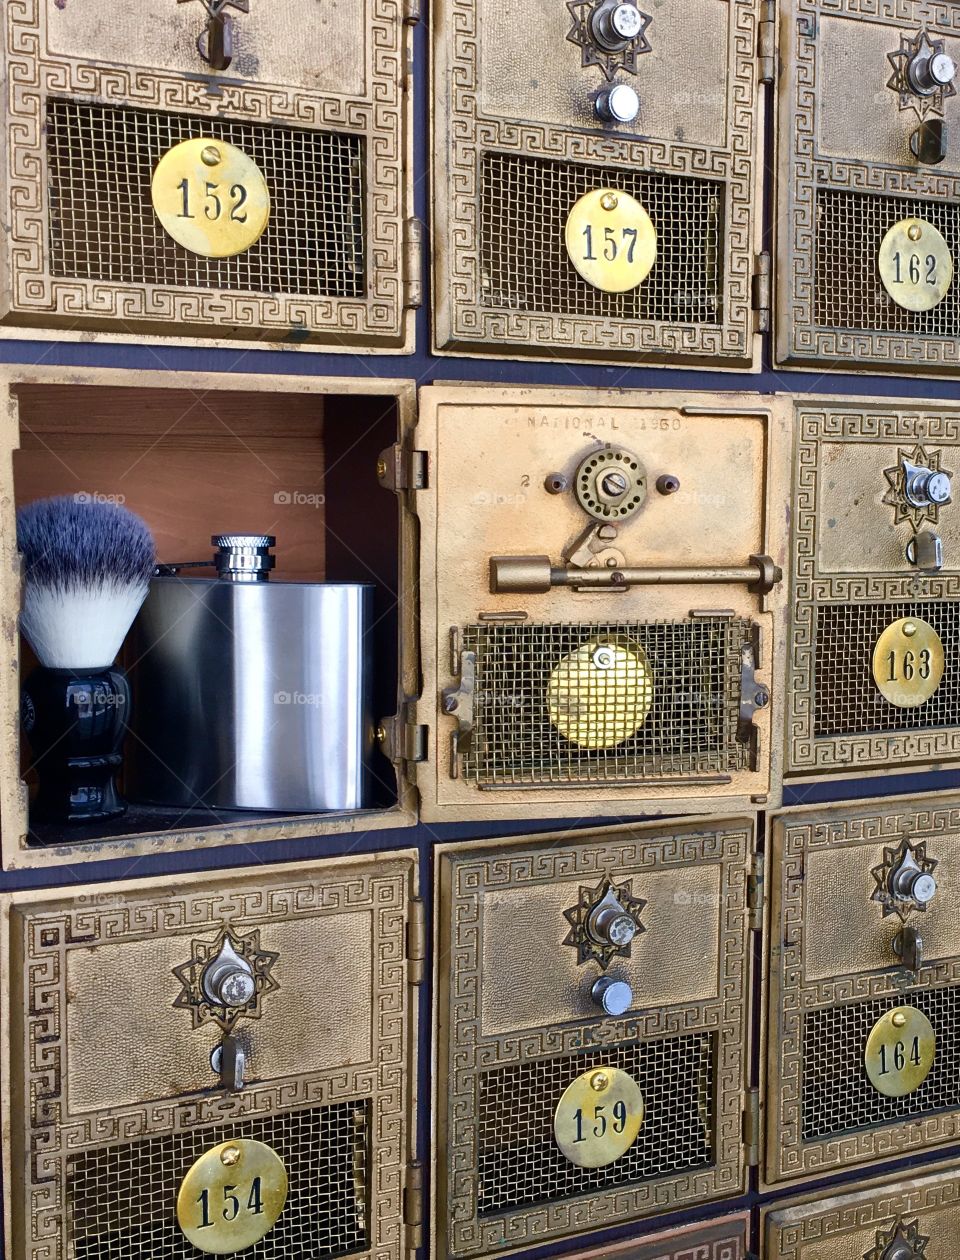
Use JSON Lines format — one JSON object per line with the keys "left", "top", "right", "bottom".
{"left": 751, "top": 250, "right": 771, "bottom": 332}
{"left": 747, "top": 853, "right": 765, "bottom": 933}
{"left": 403, "top": 217, "right": 424, "bottom": 310}
{"left": 403, "top": 1160, "right": 424, "bottom": 1257}
{"left": 758, "top": 0, "right": 776, "bottom": 83}
{"left": 743, "top": 1086, "right": 761, "bottom": 1167}
{"left": 377, "top": 443, "right": 428, "bottom": 492}
{"left": 377, "top": 711, "right": 428, "bottom": 765}
{"left": 403, "top": 0, "right": 421, "bottom": 22}
{"left": 407, "top": 898, "right": 426, "bottom": 986}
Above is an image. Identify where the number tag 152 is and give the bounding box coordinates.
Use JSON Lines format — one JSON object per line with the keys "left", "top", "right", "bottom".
{"left": 177, "top": 1139, "right": 288, "bottom": 1254}
{"left": 152, "top": 137, "right": 270, "bottom": 260}
{"left": 553, "top": 1065, "right": 645, "bottom": 1168}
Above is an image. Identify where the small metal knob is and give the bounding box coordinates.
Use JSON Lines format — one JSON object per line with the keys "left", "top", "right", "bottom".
{"left": 596, "top": 84, "right": 640, "bottom": 124}
{"left": 591, "top": 1, "right": 644, "bottom": 49}
{"left": 586, "top": 886, "right": 640, "bottom": 947}
{"left": 893, "top": 866, "right": 937, "bottom": 905}
{"left": 910, "top": 47, "right": 957, "bottom": 94}
{"left": 202, "top": 939, "right": 256, "bottom": 1008}
{"left": 212, "top": 534, "right": 276, "bottom": 583}
{"left": 903, "top": 460, "right": 952, "bottom": 508}
{"left": 591, "top": 976, "right": 633, "bottom": 1016}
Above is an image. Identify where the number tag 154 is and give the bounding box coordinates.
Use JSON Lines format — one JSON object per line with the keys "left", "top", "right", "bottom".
{"left": 177, "top": 1139, "right": 288, "bottom": 1255}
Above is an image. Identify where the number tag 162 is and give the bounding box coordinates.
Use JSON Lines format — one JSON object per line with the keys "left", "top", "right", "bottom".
{"left": 152, "top": 137, "right": 270, "bottom": 260}
{"left": 553, "top": 1065, "right": 645, "bottom": 1168}
{"left": 177, "top": 1139, "right": 288, "bottom": 1255}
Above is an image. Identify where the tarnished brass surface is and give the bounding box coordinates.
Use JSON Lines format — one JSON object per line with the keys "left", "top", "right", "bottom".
{"left": 864, "top": 1007, "right": 936, "bottom": 1098}
{"left": 416, "top": 385, "right": 789, "bottom": 821}
{"left": 433, "top": 816, "right": 754, "bottom": 1258}
{"left": 878, "top": 219, "right": 953, "bottom": 313}
{"left": 2, "top": 852, "right": 419, "bottom": 1260}
{"left": 432, "top": 0, "right": 765, "bottom": 365}
{"left": 766, "top": 794, "right": 960, "bottom": 1185}
{"left": 151, "top": 138, "right": 270, "bottom": 258}
{"left": 176, "top": 1139, "right": 288, "bottom": 1253}
{"left": 787, "top": 399, "right": 960, "bottom": 779}
{"left": 776, "top": 0, "right": 960, "bottom": 374}
{"left": 563, "top": 189, "right": 657, "bottom": 293}
{"left": 553, "top": 1066, "right": 645, "bottom": 1167}
{"left": 871, "top": 617, "right": 945, "bottom": 708}
{"left": 0, "top": 0, "right": 414, "bottom": 349}
{"left": 764, "top": 1163, "right": 960, "bottom": 1260}
{"left": 567, "top": 1215, "right": 749, "bottom": 1259}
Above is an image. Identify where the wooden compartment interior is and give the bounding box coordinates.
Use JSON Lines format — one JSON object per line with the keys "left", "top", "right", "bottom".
{"left": 10, "top": 382, "right": 401, "bottom": 847}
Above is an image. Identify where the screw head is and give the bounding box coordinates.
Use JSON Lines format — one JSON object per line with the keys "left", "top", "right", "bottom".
{"left": 892, "top": 1011, "right": 907, "bottom": 1028}
{"left": 376, "top": 458, "right": 387, "bottom": 478}
{"left": 903, "top": 620, "right": 918, "bottom": 638}
{"left": 601, "top": 470, "right": 629, "bottom": 497}
{"left": 201, "top": 145, "right": 222, "bottom": 167}
{"left": 590, "top": 1070, "right": 609, "bottom": 1091}
{"left": 908, "top": 222, "right": 922, "bottom": 243}
{"left": 754, "top": 688, "right": 770, "bottom": 708}
{"left": 221, "top": 1145, "right": 242, "bottom": 1166}
{"left": 600, "top": 191, "right": 619, "bottom": 211}
{"left": 592, "top": 646, "right": 616, "bottom": 669}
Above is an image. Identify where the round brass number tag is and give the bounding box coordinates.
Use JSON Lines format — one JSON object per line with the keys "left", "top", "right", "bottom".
{"left": 177, "top": 1139, "right": 288, "bottom": 1254}
{"left": 871, "top": 617, "right": 944, "bottom": 708}
{"left": 547, "top": 637, "right": 653, "bottom": 749}
{"left": 564, "top": 188, "right": 657, "bottom": 293}
{"left": 878, "top": 218, "right": 953, "bottom": 312}
{"left": 864, "top": 1006, "right": 935, "bottom": 1098}
{"left": 152, "top": 138, "right": 270, "bottom": 258}
{"left": 554, "top": 1066, "right": 645, "bottom": 1168}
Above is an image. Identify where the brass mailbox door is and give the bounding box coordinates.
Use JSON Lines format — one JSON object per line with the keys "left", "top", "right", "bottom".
{"left": 786, "top": 398, "right": 960, "bottom": 780}
{"left": 765, "top": 1164, "right": 960, "bottom": 1260}
{"left": 0, "top": 0, "right": 415, "bottom": 349}
{"left": 766, "top": 795, "right": 960, "bottom": 1186}
{"left": 431, "top": 0, "right": 767, "bottom": 366}
{"left": 412, "top": 385, "right": 789, "bottom": 822}
{"left": 776, "top": 0, "right": 960, "bottom": 374}
{"left": 433, "top": 817, "right": 756, "bottom": 1260}
{"left": 564, "top": 1213, "right": 748, "bottom": 1260}
{"left": 1, "top": 852, "right": 420, "bottom": 1260}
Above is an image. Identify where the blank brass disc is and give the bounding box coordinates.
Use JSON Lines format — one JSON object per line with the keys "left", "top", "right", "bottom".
{"left": 871, "top": 617, "right": 944, "bottom": 708}
{"left": 554, "top": 1066, "right": 644, "bottom": 1167}
{"left": 878, "top": 218, "right": 953, "bottom": 312}
{"left": 564, "top": 188, "right": 657, "bottom": 293}
{"left": 152, "top": 138, "right": 270, "bottom": 258}
{"left": 177, "top": 1139, "right": 288, "bottom": 1254}
{"left": 547, "top": 637, "right": 653, "bottom": 749}
{"left": 864, "top": 1006, "right": 935, "bottom": 1098}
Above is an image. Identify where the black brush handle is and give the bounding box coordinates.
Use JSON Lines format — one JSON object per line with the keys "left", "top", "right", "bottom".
{"left": 21, "top": 666, "right": 131, "bottom": 826}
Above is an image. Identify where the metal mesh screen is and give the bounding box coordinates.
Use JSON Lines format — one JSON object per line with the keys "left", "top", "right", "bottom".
{"left": 815, "top": 188, "right": 960, "bottom": 335}
{"left": 479, "top": 153, "right": 723, "bottom": 322}
{"left": 46, "top": 99, "right": 365, "bottom": 298}
{"left": 477, "top": 1033, "right": 715, "bottom": 1215}
{"left": 66, "top": 1102, "right": 369, "bottom": 1259}
{"left": 460, "top": 618, "right": 749, "bottom": 785}
{"left": 814, "top": 601, "right": 960, "bottom": 737}
{"left": 802, "top": 988, "right": 960, "bottom": 1140}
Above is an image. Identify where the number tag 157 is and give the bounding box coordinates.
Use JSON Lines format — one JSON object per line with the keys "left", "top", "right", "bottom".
{"left": 564, "top": 188, "right": 657, "bottom": 294}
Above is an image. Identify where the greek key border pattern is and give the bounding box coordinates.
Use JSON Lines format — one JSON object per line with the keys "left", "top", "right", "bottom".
{"left": 771, "top": 805, "right": 960, "bottom": 1181}
{"left": 788, "top": 405, "right": 960, "bottom": 773}
{"left": 18, "top": 868, "right": 411, "bottom": 1260}
{"left": 782, "top": 0, "right": 960, "bottom": 367}
{"left": 436, "top": 0, "right": 759, "bottom": 360}
{"left": 3, "top": 0, "right": 405, "bottom": 340}
{"left": 768, "top": 1166, "right": 960, "bottom": 1256}
{"left": 441, "top": 826, "right": 750, "bottom": 1257}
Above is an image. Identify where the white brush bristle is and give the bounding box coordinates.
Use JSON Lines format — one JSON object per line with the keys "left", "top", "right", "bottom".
{"left": 21, "top": 581, "right": 150, "bottom": 670}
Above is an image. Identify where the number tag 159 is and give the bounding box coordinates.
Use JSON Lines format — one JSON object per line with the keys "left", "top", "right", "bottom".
{"left": 177, "top": 1139, "right": 288, "bottom": 1254}
{"left": 152, "top": 137, "right": 270, "bottom": 259}
{"left": 553, "top": 1065, "right": 645, "bottom": 1168}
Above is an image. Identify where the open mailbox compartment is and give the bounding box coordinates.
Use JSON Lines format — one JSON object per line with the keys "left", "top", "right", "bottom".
{"left": 0, "top": 365, "right": 417, "bottom": 869}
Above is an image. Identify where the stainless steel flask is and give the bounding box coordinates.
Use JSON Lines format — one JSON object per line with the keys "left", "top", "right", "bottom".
{"left": 127, "top": 536, "right": 374, "bottom": 812}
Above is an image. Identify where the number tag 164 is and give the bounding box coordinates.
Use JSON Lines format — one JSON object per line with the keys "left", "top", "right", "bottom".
{"left": 553, "top": 1065, "right": 645, "bottom": 1168}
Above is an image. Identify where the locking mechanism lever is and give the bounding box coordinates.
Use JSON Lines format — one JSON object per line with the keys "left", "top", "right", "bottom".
{"left": 893, "top": 923, "right": 924, "bottom": 973}
{"left": 211, "top": 1035, "right": 246, "bottom": 1091}
{"left": 490, "top": 553, "right": 782, "bottom": 595}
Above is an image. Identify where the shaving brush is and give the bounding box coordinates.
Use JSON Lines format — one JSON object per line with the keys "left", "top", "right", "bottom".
{"left": 17, "top": 497, "right": 156, "bottom": 826}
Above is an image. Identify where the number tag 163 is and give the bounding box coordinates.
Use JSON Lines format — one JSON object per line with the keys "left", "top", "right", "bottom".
{"left": 553, "top": 1065, "right": 645, "bottom": 1168}
{"left": 177, "top": 1139, "right": 288, "bottom": 1255}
